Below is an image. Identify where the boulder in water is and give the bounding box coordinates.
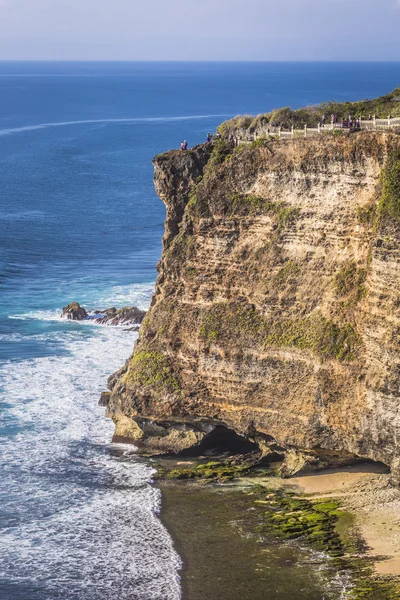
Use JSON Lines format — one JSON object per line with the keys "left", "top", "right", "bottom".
{"left": 61, "top": 302, "right": 146, "bottom": 326}
{"left": 61, "top": 302, "right": 88, "bottom": 321}
{"left": 98, "top": 306, "right": 146, "bottom": 326}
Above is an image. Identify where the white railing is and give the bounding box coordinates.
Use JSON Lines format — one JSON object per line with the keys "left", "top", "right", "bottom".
{"left": 233, "top": 115, "right": 400, "bottom": 143}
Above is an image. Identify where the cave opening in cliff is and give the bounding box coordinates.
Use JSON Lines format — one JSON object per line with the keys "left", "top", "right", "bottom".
{"left": 181, "top": 425, "right": 260, "bottom": 458}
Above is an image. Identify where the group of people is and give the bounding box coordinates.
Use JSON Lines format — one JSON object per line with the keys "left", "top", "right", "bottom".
{"left": 321, "top": 113, "right": 361, "bottom": 127}
{"left": 341, "top": 117, "right": 361, "bottom": 129}
{"left": 321, "top": 113, "right": 376, "bottom": 129}
{"left": 179, "top": 131, "right": 221, "bottom": 150}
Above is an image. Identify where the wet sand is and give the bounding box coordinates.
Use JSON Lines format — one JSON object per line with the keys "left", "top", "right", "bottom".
{"left": 158, "top": 481, "right": 349, "bottom": 600}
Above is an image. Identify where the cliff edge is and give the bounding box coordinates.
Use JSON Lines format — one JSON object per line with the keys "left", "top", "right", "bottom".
{"left": 105, "top": 131, "right": 400, "bottom": 480}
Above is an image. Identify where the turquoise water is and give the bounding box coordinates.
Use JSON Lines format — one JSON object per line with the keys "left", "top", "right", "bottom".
{"left": 1, "top": 61, "right": 400, "bottom": 600}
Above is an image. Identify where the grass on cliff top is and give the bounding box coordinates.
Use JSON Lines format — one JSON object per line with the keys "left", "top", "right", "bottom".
{"left": 199, "top": 303, "right": 361, "bottom": 362}
{"left": 217, "top": 87, "right": 400, "bottom": 134}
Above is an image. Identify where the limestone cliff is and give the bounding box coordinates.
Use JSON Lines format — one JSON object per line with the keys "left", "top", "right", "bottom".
{"left": 105, "top": 131, "right": 400, "bottom": 479}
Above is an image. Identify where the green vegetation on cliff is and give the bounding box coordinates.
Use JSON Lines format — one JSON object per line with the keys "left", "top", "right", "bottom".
{"left": 227, "top": 194, "right": 300, "bottom": 226}
{"left": 333, "top": 261, "right": 367, "bottom": 310}
{"left": 199, "top": 303, "right": 361, "bottom": 362}
{"left": 124, "top": 350, "right": 180, "bottom": 393}
{"left": 217, "top": 87, "right": 400, "bottom": 135}
{"left": 380, "top": 151, "right": 400, "bottom": 222}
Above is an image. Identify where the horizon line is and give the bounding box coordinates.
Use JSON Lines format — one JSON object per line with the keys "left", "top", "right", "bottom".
{"left": 1, "top": 59, "right": 400, "bottom": 64}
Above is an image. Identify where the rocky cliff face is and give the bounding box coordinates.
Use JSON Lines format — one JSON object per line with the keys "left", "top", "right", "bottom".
{"left": 105, "top": 132, "right": 400, "bottom": 479}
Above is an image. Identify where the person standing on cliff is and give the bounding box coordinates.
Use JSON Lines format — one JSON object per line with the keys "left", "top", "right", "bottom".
{"left": 183, "top": 140, "right": 188, "bottom": 150}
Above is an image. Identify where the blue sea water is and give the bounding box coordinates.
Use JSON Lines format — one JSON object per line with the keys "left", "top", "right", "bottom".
{"left": 1, "top": 61, "right": 400, "bottom": 600}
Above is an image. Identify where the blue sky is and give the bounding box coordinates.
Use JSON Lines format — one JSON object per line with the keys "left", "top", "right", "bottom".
{"left": 0, "top": 0, "right": 400, "bottom": 61}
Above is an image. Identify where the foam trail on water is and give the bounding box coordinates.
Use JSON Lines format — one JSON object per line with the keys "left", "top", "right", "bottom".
{"left": 0, "top": 324, "right": 181, "bottom": 600}
{"left": 0, "top": 114, "right": 230, "bottom": 137}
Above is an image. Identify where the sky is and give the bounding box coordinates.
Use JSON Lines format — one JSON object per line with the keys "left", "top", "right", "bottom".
{"left": 0, "top": 0, "right": 400, "bottom": 61}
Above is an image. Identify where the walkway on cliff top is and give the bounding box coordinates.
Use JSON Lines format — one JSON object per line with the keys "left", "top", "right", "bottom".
{"left": 235, "top": 115, "right": 400, "bottom": 142}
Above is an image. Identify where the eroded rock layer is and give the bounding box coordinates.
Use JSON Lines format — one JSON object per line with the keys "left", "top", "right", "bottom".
{"left": 105, "top": 132, "right": 400, "bottom": 479}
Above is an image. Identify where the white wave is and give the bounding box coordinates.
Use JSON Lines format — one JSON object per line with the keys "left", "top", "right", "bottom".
{"left": 96, "top": 282, "right": 155, "bottom": 309}
{"left": 0, "top": 114, "right": 229, "bottom": 138}
{"left": 8, "top": 309, "right": 62, "bottom": 321}
{"left": 8, "top": 283, "right": 154, "bottom": 323}
{"left": 0, "top": 325, "right": 181, "bottom": 600}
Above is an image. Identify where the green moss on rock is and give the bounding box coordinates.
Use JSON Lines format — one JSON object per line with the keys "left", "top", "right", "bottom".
{"left": 199, "top": 303, "right": 361, "bottom": 362}
{"left": 124, "top": 350, "right": 180, "bottom": 393}
{"left": 163, "top": 461, "right": 251, "bottom": 482}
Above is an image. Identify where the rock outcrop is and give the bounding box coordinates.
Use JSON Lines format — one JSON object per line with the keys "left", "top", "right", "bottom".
{"left": 94, "top": 306, "right": 146, "bottom": 326}
{"left": 62, "top": 302, "right": 88, "bottom": 321}
{"left": 105, "top": 132, "right": 400, "bottom": 480}
{"left": 61, "top": 303, "right": 146, "bottom": 327}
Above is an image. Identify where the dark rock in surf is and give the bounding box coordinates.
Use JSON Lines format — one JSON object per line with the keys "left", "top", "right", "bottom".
{"left": 61, "top": 302, "right": 88, "bottom": 321}
{"left": 99, "top": 391, "right": 111, "bottom": 407}
{"left": 61, "top": 302, "right": 146, "bottom": 327}
{"left": 98, "top": 306, "right": 146, "bottom": 326}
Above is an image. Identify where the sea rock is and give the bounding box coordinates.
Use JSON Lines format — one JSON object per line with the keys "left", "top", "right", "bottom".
{"left": 61, "top": 302, "right": 88, "bottom": 321}
{"left": 61, "top": 303, "right": 146, "bottom": 327}
{"left": 96, "top": 306, "right": 146, "bottom": 326}
{"left": 105, "top": 131, "right": 400, "bottom": 481}
{"left": 98, "top": 391, "right": 111, "bottom": 407}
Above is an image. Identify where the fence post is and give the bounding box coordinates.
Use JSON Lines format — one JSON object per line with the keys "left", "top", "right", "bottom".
{"left": 318, "top": 123, "right": 321, "bottom": 135}
{"left": 278, "top": 126, "right": 281, "bottom": 138}
{"left": 304, "top": 124, "right": 307, "bottom": 138}
{"left": 359, "top": 116, "right": 362, "bottom": 130}
{"left": 373, "top": 114, "right": 376, "bottom": 129}
{"left": 291, "top": 125, "right": 294, "bottom": 137}
{"left": 388, "top": 114, "right": 391, "bottom": 128}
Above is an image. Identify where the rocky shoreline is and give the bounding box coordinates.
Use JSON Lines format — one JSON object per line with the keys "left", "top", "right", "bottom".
{"left": 157, "top": 460, "right": 400, "bottom": 600}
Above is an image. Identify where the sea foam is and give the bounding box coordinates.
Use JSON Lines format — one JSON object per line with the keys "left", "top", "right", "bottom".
{"left": 0, "top": 323, "right": 181, "bottom": 600}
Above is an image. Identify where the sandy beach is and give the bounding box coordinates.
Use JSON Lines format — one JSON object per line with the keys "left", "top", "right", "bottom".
{"left": 254, "top": 463, "right": 400, "bottom": 577}
{"left": 158, "top": 461, "right": 400, "bottom": 600}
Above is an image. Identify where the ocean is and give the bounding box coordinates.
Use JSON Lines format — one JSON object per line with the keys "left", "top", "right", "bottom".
{"left": 1, "top": 61, "right": 400, "bottom": 600}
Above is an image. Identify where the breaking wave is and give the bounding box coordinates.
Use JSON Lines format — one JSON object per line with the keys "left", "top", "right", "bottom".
{"left": 0, "top": 320, "right": 181, "bottom": 600}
